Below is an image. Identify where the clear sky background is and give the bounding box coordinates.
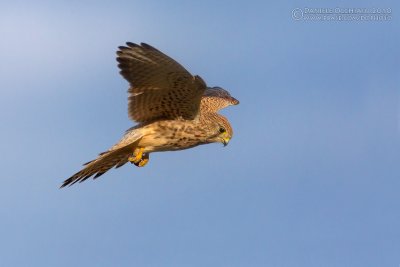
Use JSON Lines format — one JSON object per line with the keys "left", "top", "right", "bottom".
{"left": 1, "top": 0, "right": 399, "bottom": 266}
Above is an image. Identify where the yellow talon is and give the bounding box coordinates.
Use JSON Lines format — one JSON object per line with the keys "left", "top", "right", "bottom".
{"left": 128, "top": 147, "right": 144, "bottom": 164}
{"left": 133, "top": 153, "right": 149, "bottom": 167}
{"left": 137, "top": 158, "right": 149, "bottom": 167}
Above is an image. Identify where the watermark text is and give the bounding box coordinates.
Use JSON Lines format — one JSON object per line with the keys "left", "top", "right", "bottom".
{"left": 292, "top": 7, "right": 392, "bottom": 21}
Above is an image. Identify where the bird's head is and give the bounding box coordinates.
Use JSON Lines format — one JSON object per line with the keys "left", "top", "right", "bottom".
{"left": 206, "top": 114, "right": 233, "bottom": 147}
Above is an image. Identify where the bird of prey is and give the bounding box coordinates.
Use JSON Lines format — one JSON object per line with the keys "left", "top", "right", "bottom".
{"left": 61, "top": 42, "right": 239, "bottom": 187}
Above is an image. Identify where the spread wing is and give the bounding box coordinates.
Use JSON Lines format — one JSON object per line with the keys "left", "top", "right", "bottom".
{"left": 117, "top": 42, "right": 207, "bottom": 123}
{"left": 200, "top": 87, "right": 239, "bottom": 113}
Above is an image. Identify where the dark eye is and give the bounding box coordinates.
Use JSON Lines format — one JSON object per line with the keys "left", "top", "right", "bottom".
{"left": 219, "top": 127, "right": 226, "bottom": 133}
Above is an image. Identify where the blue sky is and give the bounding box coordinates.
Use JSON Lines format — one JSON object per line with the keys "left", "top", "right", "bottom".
{"left": 1, "top": 0, "right": 399, "bottom": 266}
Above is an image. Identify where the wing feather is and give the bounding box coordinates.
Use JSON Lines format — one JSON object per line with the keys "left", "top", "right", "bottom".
{"left": 117, "top": 42, "right": 206, "bottom": 122}
{"left": 200, "top": 87, "right": 239, "bottom": 113}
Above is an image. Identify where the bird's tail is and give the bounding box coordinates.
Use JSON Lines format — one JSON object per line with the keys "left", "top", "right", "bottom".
{"left": 60, "top": 139, "right": 141, "bottom": 188}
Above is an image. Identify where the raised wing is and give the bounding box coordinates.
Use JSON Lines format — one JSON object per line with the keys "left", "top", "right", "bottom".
{"left": 117, "top": 42, "right": 206, "bottom": 123}
{"left": 200, "top": 87, "right": 239, "bottom": 113}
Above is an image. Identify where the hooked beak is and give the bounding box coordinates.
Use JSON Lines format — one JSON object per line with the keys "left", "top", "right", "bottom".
{"left": 222, "top": 137, "right": 230, "bottom": 147}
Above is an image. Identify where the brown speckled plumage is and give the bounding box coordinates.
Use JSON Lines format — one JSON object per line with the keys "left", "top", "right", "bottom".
{"left": 61, "top": 42, "right": 238, "bottom": 187}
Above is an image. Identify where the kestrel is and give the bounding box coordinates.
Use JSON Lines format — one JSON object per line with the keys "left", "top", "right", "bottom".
{"left": 61, "top": 42, "right": 239, "bottom": 187}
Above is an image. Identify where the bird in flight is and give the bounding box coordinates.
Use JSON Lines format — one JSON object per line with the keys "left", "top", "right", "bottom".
{"left": 61, "top": 42, "right": 239, "bottom": 187}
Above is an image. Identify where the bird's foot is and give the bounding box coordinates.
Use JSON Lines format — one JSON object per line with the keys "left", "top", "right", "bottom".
{"left": 134, "top": 153, "right": 149, "bottom": 167}
{"left": 128, "top": 147, "right": 144, "bottom": 164}
{"left": 128, "top": 148, "right": 149, "bottom": 167}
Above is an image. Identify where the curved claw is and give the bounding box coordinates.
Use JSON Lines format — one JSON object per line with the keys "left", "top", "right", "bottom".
{"left": 128, "top": 147, "right": 144, "bottom": 164}
{"left": 133, "top": 153, "right": 149, "bottom": 167}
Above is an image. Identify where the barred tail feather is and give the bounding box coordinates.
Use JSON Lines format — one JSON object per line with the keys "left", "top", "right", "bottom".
{"left": 60, "top": 140, "right": 140, "bottom": 188}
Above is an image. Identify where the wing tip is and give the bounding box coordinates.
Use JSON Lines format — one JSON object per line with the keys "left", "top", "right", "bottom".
{"left": 126, "top": 42, "right": 139, "bottom": 48}
{"left": 231, "top": 97, "right": 240, "bottom": 105}
{"left": 140, "top": 42, "right": 155, "bottom": 50}
{"left": 119, "top": 42, "right": 155, "bottom": 51}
